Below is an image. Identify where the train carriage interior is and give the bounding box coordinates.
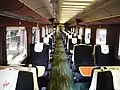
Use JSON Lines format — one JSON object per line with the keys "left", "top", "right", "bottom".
{"left": 1, "top": 0, "right": 120, "bottom": 90}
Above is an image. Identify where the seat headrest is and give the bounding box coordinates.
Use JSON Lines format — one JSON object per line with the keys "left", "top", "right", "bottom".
{"left": 78, "top": 35, "right": 82, "bottom": 39}
{"left": 43, "top": 37, "right": 49, "bottom": 45}
{"left": 50, "top": 33, "right": 53, "bottom": 36}
{"left": 47, "top": 34, "right": 51, "bottom": 38}
{"left": 36, "top": 66, "right": 45, "bottom": 77}
{"left": 73, "top": 33, "right": 77, "bottom": 37}
{"left": 66, "top": 33, "right": 69, "bottom": 36}
{"left": 89, "top": 69, "right": 99, "bottom": 90}
{"left": 68, "top": 35, "right": 72, "bottom": 39}
{"left": 85, "top": 38, "right": 90, "bottom": 44}
{"left": 100, "top": 45, "right": 109, "bottom": 54}
{"left": 0, "top": 69, "right": 19, "bottom": 90}
{"left": 34, "top": 43, "right": 44, "bottom": 52}
{"left": 72, "top": 38, "right": 77, "bottom": 44}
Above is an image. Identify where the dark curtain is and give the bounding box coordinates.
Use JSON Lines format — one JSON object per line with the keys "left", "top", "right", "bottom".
{"left": 0, "top": 27, "right": 7, "bottom": 65}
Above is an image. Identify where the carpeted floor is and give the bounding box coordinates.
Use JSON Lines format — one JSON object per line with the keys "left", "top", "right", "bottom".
{"left": 50, "top": 31, "right": 74, "bottom": 90}
{"left": 49, "top": 31, "right": 89, "bottom": 90}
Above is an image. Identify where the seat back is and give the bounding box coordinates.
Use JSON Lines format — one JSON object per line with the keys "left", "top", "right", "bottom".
{"left": 43, "top": 37, "right": 49, "bottom": 45}
{"left": 68, "top": 38, "right": 77, "bottom": 51}
{"left": 96, "top": 71, "right": 114, "bottom": 90}
{"left": 29, "top": 43, "right": 49, "bottom": 67}
{"left": 90, "top": 68, "right": 114, "bottom": 90}
{"left": 74, "top": 45, "right": 94, "bottom": 67}
{"left": 94, "top": 45, "right": 114, "bottom": 66}
{"left": 49, "top": 38, "right": 53, "bottom": 50}
{"left": 0, "top": 69, "right": 34, "bottom": 90}
{"left": 16, "top": 71, "right": 34, "bottom": 90}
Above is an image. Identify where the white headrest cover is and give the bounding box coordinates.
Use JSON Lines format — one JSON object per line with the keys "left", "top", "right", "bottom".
{"left": 111, "top": 70, "right": 120, "bottom": 90}
{"left": 68, "top": 35, "right": 72, "bottom": 39}
{"left": 36, "top": 66, "right": 45, "bottom": 77}
{"left": 43, "top": 37, "right": 49, "bottom": 44}
{"left": 100, "top": 45, "right": 109, "bottom": 54}
{"left": 72, "top": 38, "right": 77, "bottom": 44}
{"left": 73, "top": 33, "right": 77, "bottom": 37}
{"left": 78, "top": 35, "right": 82, "bottom": 39}
{"left": 89, "top": 70, "right": 99, "bottom": 90}
{"left": 47, "top": 34, "right": 51, "bottom": 38}
{"left": 0, "top": 69, "right": 19, "bottom": 90}
{"left": 85, "top": 38, "right": 90, "bottom": 44}
{"left": 66, "top": 33, "right": 69, "bottom": 36}
{"left": 50, "top": 33, "right": 53, "bottom": 36}
{"left": 34, "top": 43, "right": 44, "bottom": 52}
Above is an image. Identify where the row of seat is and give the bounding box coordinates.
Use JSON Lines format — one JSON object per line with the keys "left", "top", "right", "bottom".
{"left": 61, "top": 30, "right": 116, "bottom": 87}
{"left": 72, "top": 44, "right": 114, "bottom": 67}
{"left": 89, "top": 66, "right": 120, "bottom": 90}
{"left": 62, "top": 30, "right": 114, "bottom": 66}
{"left": 25, "top": 31, "right": 56, "bottom": 89}
{"left": 0, "top": 65, "right": 46, "bottom": 90}
{"left": 62, "top": 31, "right": 92, "bottom": 56}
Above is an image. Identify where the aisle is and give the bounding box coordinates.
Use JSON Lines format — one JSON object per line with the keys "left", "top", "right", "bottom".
{"left": 50, "top": 31, "right": 74, "bottom": 90}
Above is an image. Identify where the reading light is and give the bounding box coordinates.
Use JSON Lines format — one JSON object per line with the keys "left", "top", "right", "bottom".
{"left": 62, "top": 8, "right": 83, "bottom": 11}
{"left": 64, "top": 0, "right": 95, "bottom": 1}
{"left": 62, "top": 5, "right": 86, "bottom": 8}
{"left": 63, "top": 2, "right": 91, "bottom": 6}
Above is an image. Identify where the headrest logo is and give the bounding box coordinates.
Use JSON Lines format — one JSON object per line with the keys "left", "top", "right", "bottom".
{"left": 3, "top": 80, "right": 10, "bottom": 87}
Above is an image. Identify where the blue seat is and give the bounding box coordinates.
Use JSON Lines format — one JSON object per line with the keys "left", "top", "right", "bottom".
{"left": 72, "top": 45, "right": 94, "bottom": 83}
{"left": 89, "top": 67, "right": 114, "bottom": 90}
{"left": 74, "top": 45, "right": 94, "bottom": 67}
{"left": 94, "top": 45, "right": 114, "bottom": 66}
{"left": 29, "top": 43, "right": 49, "bottom": 67}
{"left": 28, "top": 43, "right": 51, "bottom": 89}
{"left": 0, "top": 69, "right": 34, "bottom": 90}
{"left": 16, "top": 71, "right": 34, "bottom": 90}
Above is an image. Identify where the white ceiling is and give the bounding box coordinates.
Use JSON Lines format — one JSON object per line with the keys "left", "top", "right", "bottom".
{"left": 59, "top": 0, "right": 96, "bottom": 23}
{"left": 18, "top": 0, "right": 120, "bottom": 24}
{"left": 18, "top": 0, "right": 54, "bottom": 19}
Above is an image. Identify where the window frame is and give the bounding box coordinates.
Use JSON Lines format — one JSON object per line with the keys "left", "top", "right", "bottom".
{"left": 96, "top": 28, "right": 107, "bottom": 45}
{"left": 6, "top": 27, "right": 27, "bottom": 64}
{"left": 85, "top": 28, "right": 91, "bottom": 39}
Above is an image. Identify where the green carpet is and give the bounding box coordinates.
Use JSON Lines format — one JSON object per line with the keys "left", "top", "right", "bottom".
{"left": 50, "top": 31, "right": 74, "bottom": 90}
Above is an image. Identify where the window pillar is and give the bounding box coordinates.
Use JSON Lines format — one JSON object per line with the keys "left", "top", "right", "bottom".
{"left": 26, "top": 27, "right": 32, "bottom": 56}
{"left": 0, "top": 27, "right": 7, "bottom": 65}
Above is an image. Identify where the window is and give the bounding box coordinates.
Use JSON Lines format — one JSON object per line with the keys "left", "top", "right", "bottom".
{"left": 48, "top": 27, "right": 50, "bottom": 33}
{"left": 79, "top": 27, "right": 83, "bottom": 35}
{"left": 71, "top": 28, "right": 73, "bottom": 32}
{"left": 73, "top": 28, "right": 75, "bottom": 32}
{"left": 46, "top": 26, "right": 49, "bottom": 35}
{"left": 32, "top": 27, "right": 40, "bottom": 43}
{"left": 6, "top": 27, "right": 27, "bottom": 64}
{"left": 118, "top": 34, "right": 120, "bottom": 56}
{"left": 42, "top": 27, "right": 45, "bottom": 37}
{"left": 85, "top": 28, "right": 91, "bottom": 39}
{"left": 96, "top": 28, "right": 107, "bottom": 45}
{"left": 32, "top": 29, "right": 36, "bottom": 44}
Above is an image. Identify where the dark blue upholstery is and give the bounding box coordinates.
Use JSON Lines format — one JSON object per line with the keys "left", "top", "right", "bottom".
{"left": 95, "top": 45, "right": 114, "bottom": 66}
{"left": 16, "top": 71, "right": 34, "bottom": 90}
{"left": 68, "top": 38, "right": 77, "bottom": 51}
{"left": 96, "top": 71, "right": 114, "bottom": 90}
{"left": 72, "top": 45, "right": 94, "bottom": 83}
{"left": 77, "top": 39, "right": 81, "bottom": 44}
{"left": 68, "top": 39, "right": 73, "bottom": 50}
{"left": 29, "top": 44, "right": 49, "bottom": 67}
{"left": 49, "top": 38, "right": 53, "bottom": 50}
{"left": 74, "top": 45, "right": 94, "bottom": 67}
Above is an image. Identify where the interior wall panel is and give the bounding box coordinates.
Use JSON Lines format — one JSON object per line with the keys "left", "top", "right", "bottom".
{"left": 0, "top": 27, "right": 7, "bottom": 65}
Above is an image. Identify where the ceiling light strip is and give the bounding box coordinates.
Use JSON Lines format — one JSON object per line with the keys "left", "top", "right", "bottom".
{"left": 63, "top": 0, "right": 95, "bottom": 1}
{"left": 63, "top": 2, "right": 91, "bottom": 5}
{"left": 62, "top": 5, "right": 86, "bottom": 8}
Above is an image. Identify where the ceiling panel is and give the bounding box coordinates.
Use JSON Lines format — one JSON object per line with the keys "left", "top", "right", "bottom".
{"left": 59, "top": 0, "right": 96, "bottom": 23}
